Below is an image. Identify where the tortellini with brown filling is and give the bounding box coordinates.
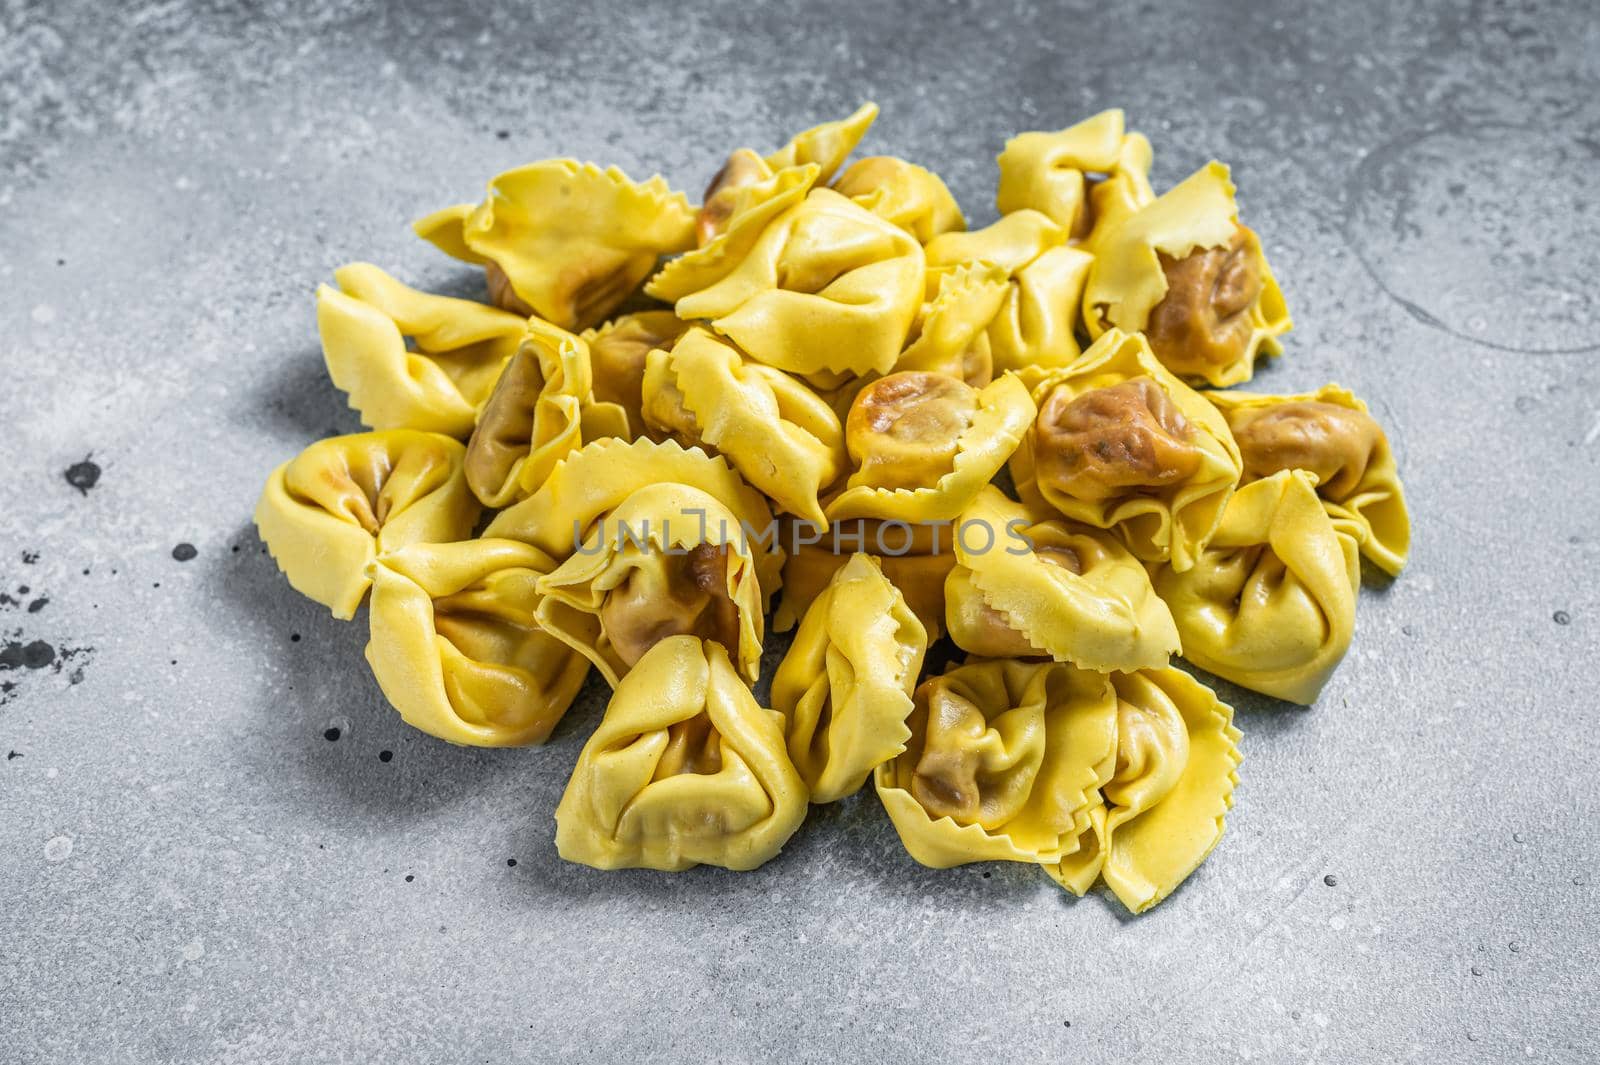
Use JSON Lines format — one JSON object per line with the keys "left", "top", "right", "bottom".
{"left": 415, "top": 160, "right": 695, "bottom": 331}
{"left": 833, "top": 155, "right": 965, "bottom": 243}
{"left": 1084, "top": 161, "right": 1291, "bottom": 387}
{"left": 365, "top": 539, "right": 589, "bottom": 747}
{"left": 772, "top": 553, "right": 928, "bottom": 803}
{"left": 875, "top": 658, "right": 1119, "bottom": 868}
{"left": 1151, "top": 469, "right": 1360, "bottom": 704}
{"left": 555, "top": 635, "right": 809, "bottom": 872}
{"left": 462, "top": 317, "right": 628, "bottom": 508}
{"left": 581, "top": 311, "right": 692, "bottom": 439}
{"left": 255, "top": 430, "right": 480, "bottom": 619}
{"left": 534, "top": 483, "right": 766, "bottom": 685}
{"left": 774, "top": 519, "right": 957, "bottom": 640}
{"left": 1207, "top": 385, "right": 1410, "bottom": 576}
{"left": 484, "top": 436, "right": 783, "bottom": 600}
{"left": 1010, "top": 328, "right": 1242, "bottom": 571}
{"left": 317, "top": 263, "right": 527, "bottom": 437}
{"left": 924, "top": 209, "right": 1094, "bottom": 376}
{"left": 944, "top": 487, "right": 1179, "bottom": 673}
{"left": 826, "top": 371, "right": 1035, "bottom": 523}
{"left": 641, "top": 327, "right": 847, "bottom": 527}
{"left": 995, "top": 108, "right": 1153, "bottom": 245}
{"left": 651, "top": 188, "right": 926, "bottom": 379}
{"left": 1047, "top": 667, "right": 1241, "bottom": 914}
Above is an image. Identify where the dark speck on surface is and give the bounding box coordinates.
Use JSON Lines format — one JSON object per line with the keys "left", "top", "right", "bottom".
{"left": 323, "top": 727, "right": 341, "bottom": 742}
{"left": 1553, "top": 610, "right": 1571, "bottom": 625}
{"left": 1471, "top": 966, "right": 1483, "bottom": 977}
{"left": 171, "top": 543, "right": 197, "bottom": 562}
{"left": 1, "top": 640, "right": 57, "bottom": 671}
{"left": 290, "top": 633, "right": 301, "bottom": 643}
{"left": 496, "top": 129, "right": 510, "bottom": 139}
{"left": 405, "top": 874, "right": 414, "bottom": 883}
{"left": 21, "top": 551, "right": 39, "bottom": 564}
{"left": 64, "top": 455, "right": 101, "bottom": 495}
{"left": 506, "top": 858, "right": 517, "bottom": 867}
{"left": 1325, "top": 874, "right": 1339, "bottom": 887}
{"left": 378, "top": 750, "right": 393, "bottom": 763}
{"left": 27, "top": 598, "right": 47, "bottom": 614}
{"left": 6, "top": 750, "right": 20, "bottom": 760}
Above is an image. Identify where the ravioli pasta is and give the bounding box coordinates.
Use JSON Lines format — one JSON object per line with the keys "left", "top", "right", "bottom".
{"left": 554, "top": 635, "right": 808, "bottom": 871}
{"left": 258, "top": 102, "right": 1416, "bottom": 910}
{"left": 256, "top": 430, "right": 480, "bottom": 619}
{"left": 365, "top": 539, "right": 589, "bottom": 746}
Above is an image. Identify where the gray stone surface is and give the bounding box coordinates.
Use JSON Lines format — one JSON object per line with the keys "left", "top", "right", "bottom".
{"left": 2, "top": 0, "right": 1597, "bottom": 1060}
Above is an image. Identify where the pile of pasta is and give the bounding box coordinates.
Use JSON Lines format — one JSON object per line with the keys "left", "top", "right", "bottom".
{"left": 255, "top": 105, "right": 1410, "bottom": 913}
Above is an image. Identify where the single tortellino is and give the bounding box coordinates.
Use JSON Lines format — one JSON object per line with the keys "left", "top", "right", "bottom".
{"left": 415, "top": 159, "right": 695, "bottom": 330}
{"left": 875, "top": 658, "right": 1119, "bottom": 868}
{"left": 462, "top": 318, "right": 628, "bottom": 508}
{"left": 696, "top": 102, "right": 879, "bottom": 245}
{"left": 255, "top": 430, "right": 480, "bottom": 619}
{"left": 1010, "top": 328, "right": 1242, "bottom": 572}
{"left": 580, "top": 310, "right": 692, "bottom": 439}
{"left": 924, "top": 210, "right": 1094, "bottom": 376}
{"left": 1207, "top": 384, "right": 1410, "bottom": 576}
{"left": 1151, "top": 469, "right": 1360, "bottom": 704}
{"left": 653, "top": 187, "right": 926, "bottom": 379}
{"left": 364, "top": 539, "right": 589, "bottom": 747}
{"left": 534, "top": 484, "right": 766, "bottom": 685}
{"left": 484, "top": 436, "right": 783, "bottom": 598}
{"left": 833, "top": 155, "right": 965, "bottom": 243}
{"left": 825, "top": 371, "right": 1035, "bottom": 523}
{"left": 772, "top": 553, "right": 929, "bottom": 803}
{"left": 774, "top": 519, "right": 957, "bottom": 639}
{"left": 894, "top": 261, "right": 1009, "bottom": 386}
{"left": 944, "top": 487, "right": 1179, "bottom": 673}
{"left": 555, "top": 635, "right": 808, "bottom": 872}
{"left": 995, "top": 108, "right": 1153, "bottom": 243}
{"left": 641, "top": 327, "right": 847, "bottom": 528}
{"left": 317, "top": 263, "right": 528, "bottom": 437}
{"left": 1084, "top": 161, "right": 1291, "bottom": 387}
{"left": 1047, "top": 668, "right": 1241, "bottom": 914}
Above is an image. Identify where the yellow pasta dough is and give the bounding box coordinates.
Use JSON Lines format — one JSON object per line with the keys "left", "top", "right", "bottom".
{"left": 641, "top": 327, "right": 847, "bottom": 528}
{"left": 255, "top": 430, "right": 480, "bottom": 620}
{"left": 483, "top": 436, "right": 783, "bottom": 599}
{"left": 364, "top": 538, "right": 589, "bottom": 747}
{"left": 1047, "top": 667, "right": 1241, "bottom": 914}
{"left": 1010, "top": 328, "right": 1242, "bottom": 571}
{"left": 581, "top": 310, "right": 692, "bottom": 439}
{"left": 774, "top": 519, "right": 957, "bottom": 640}
{"left": 771, "top": 553, "right": 928, "bottom": 803}
{"left": 943, "top": 486, "right": 1179, "bottom": 673}
{"left": 554, "top": 635, "right": 808, "bottom": 872}
{"left": 1151, "top": 469, "right": 1360, "bottom": 704}
{"left": 534, "top": 484, "right": 766, "bottom": 685}
{"left": 875, "top": 657, "right": 1118, "bottom": 867}
{"left": 995, "top": 108, "right": 1151, "bottom": 244}
{"left": 1083, "top": 161, "right": 1291, "bottom": 387}
{"left": 415, "top": 159, "right": 695, "bottom": 330}
{"left": 317, "top": 262, "right": 528, "bottom": 437}
{"left": 462, "top": 317, "right": 628, "bottom": 508}
{"left": 826, "top": 371, "right": 1035, "bottom": 523}
{"left": 895, "top": 261, "right": 1009, "bottom": 386}
{"left": 833, "top": 154, "right": 965, "bottom": 243}
{"left": 657, "top": 187, "right": 926, "bottom": 378}
{"left": 1206, "top": 384, "right": 1410, "bottom": 576}
{"left": 924, "top": 209, "right": 1094, "bottom": 375}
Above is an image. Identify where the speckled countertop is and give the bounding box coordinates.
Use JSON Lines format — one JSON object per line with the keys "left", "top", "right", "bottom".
{"left": 2, "top": 1, "right": 1597, "bottom": 1061}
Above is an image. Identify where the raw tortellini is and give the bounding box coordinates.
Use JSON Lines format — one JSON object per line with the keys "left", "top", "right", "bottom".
{"left": 462, "top": 317, "right": 629, "bottom": 508}
{"left": 1011, "top": 328, "right": 1242, "bottom": 571}
{"left": 416, "top": 159, "right": 696, "bottom": 330}
{"left": 944, "top": 486, "right": 1179, "bottom": 673}
{"left": 554, "top": 635, "right": 808, "bottom": 871}
{"left": 257, "top": 102, "right": 1421, "bottom": 910}
{"left": 1048, "top": 667, "right": 1242, "bottom": 914}
{"left": 317, "top": 263, "right": 527, "bottom": 437}
{"left": 772, "top": 553, "right": 928, "bottom": 803}
{"left": 365, "top": 539, "right": 589, "bottom": 746}
{"left": 1152, "top": 469, "right": 1361, "bottom": 704}
{"left": 255, "top": 430, "right": 480, "bottom": 619}
{"left": 1084, "top": 161, "right": 1291, "bottom": 387}
{"left": 1207, "top": 384, "right": 1410, "bottom": 576}
{"left": 875, "top": 658, "right": 1119, "bottom": 867}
